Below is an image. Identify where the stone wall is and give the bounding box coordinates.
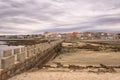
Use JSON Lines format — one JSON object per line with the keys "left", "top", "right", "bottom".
{"left": 0, "top": 40, "right": 63, "bottom": 80}
{"left": 3, "top": 50, "right": 13, "bottom": 57}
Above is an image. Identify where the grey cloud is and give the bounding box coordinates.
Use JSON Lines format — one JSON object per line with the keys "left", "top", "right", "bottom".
{"left": 86, "top": 29, "right": 120, "bottom": 33}
{"left": 0, "top": 30, "right": 20, "bottom": 34}
{"left": 0, "top": 26, "right": 32, "bottom": 33}
{"left": 34, "top": 26, "right": 92, "bottom": 33}
{"left": 0, "top": 0, "right": 120, "bottom": 34}
{"left": 94, "top": 17, "right": 120, "bottom": 25}
{"left": 0, "top": 26, "right": 17, "bottom": 30}
{"left": 0, "top": 0, "right": 64, "bottom": 23}
{"left": 35, "top": 14, "right": 120, "bottom": 33}
{"left": 85, "top": 15, "right": 120, "bottom": 26}
{"left": 0, "top": 17, "right": 39, "bottom": 24}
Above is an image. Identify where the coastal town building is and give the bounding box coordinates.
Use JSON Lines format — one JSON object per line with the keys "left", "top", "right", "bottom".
{"left": 44, "top": 32, "right": 62, "bottom": 39}
{"left": 0, "top": 32, "right": 119, "bottom": 40}
{"left": 60, "top": 32, "right": 119, "bottom": 40}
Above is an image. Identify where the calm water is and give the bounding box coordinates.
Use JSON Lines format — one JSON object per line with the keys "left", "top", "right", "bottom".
{"left": 0, "top": 41, "right": 24, "bottom": 57}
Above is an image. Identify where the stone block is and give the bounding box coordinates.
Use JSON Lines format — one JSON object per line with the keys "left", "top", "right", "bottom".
{"left": 39, "top": 47, "right": 42, "bottom": 51}
{"left": 26, "top": 51, "right": 31, "bottom": 58}
{"left": 3, "top": 50, "right": 12, "bottom": 57}
{"left": 34, "top": 48, "right": 39, "bottom": 54}
{"left": 21, "top": 47, "right": 26, "bottom": 52}
{"left": 30, "top": 49, "right": 34, "bottom": 55}
{"left": 14, "top": 54, "right": 18, "bottom": 62}
{"left": 34, "top": 44, "right": 38, "bottom": 48}
{"left": 26, "top": 46, "right": 30, "bottom": 50}
{"left": 0, "top": 58, "right": 1, "bottom": 69}
{"left": 14, "top": 48, "right": 20, "bottom": 54}
{"left": 31, "top": 45, "right": 35, "bottom": 49}
{"left": 17, "top": 53, "right": 26, "bottom": 62}
{"left": 21, "top": 47, "right": 27, "bottom": 57}
{"left": 1, "top": 71, "right": 8, "bottom": 80}
{"left": 1, "top": 56, "right": 15, "bottom": 69}
{"left": 0, "top": 69, "right": 3, "bottom": 79}
{"left": 27, "top": 46, "right": 33, "bottom": 50}
{"left": 27, "top": 50, "right": 34, "bottom": 58}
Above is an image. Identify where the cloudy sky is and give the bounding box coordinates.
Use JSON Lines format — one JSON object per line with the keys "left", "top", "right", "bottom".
{"left": 0, "top": 0, "right": 120, "bottom": 35}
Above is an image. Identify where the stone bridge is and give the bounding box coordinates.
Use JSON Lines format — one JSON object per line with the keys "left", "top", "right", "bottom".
{"left": 0, "top": 40, "right": 63, "bottom": 80}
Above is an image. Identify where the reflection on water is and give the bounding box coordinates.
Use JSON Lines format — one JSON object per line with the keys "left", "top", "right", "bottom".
{"left": 0, "top": 41, "right": 6, "bottom": 45}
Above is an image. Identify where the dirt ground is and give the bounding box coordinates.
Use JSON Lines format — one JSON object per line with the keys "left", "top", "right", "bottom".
{"left": 9, "top": 49, "right": 120, "bottom": 80}
{"left": 53, "top": 49, "right": 120, "bottom": 66}
{"left": 9, "top": 41, "right": 120, "bottom": 80}
{"left": 9, "top": 71, "right": 120, "bottom": 80}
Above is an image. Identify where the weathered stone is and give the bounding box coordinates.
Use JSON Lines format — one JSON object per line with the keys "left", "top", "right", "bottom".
{"left": 0, "top": 40, "right": 63, "bottom": 80}
{"left": 0, "top": 69, "right": 4, "bottom": 80}
{"left": 1, "top": 56, "right": 15, "bottom": 69}
{"left": 63, "top": 64, "right": 69, "bottom": 68}
{"left": 34, "top": 48, "right": 39, "bottom": 54}
{"left": 21, "top": 47, "right": 26, "bottom": 52}
{"left": 0, "top": 58, "right": 1, "bottom": 69}
{"left": 17, "top": 53, "right": 26, "bottom": 62}
{"left": 3, "top": 50, "right": 12, "bottom": 57}
{"left": 26, "top": 46, "right": 31, "bottom": 50}
{"left": 69, "top": 65, "right": 80, "bottom": 69}
{"left": 14, "top": 48, "right": 20, "bottom": 54}
{"left": 27, "top": 50, "right": 34, "bottom": 58}
{"left": 1, "top": 72, "right": 8, "bottom": 80}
